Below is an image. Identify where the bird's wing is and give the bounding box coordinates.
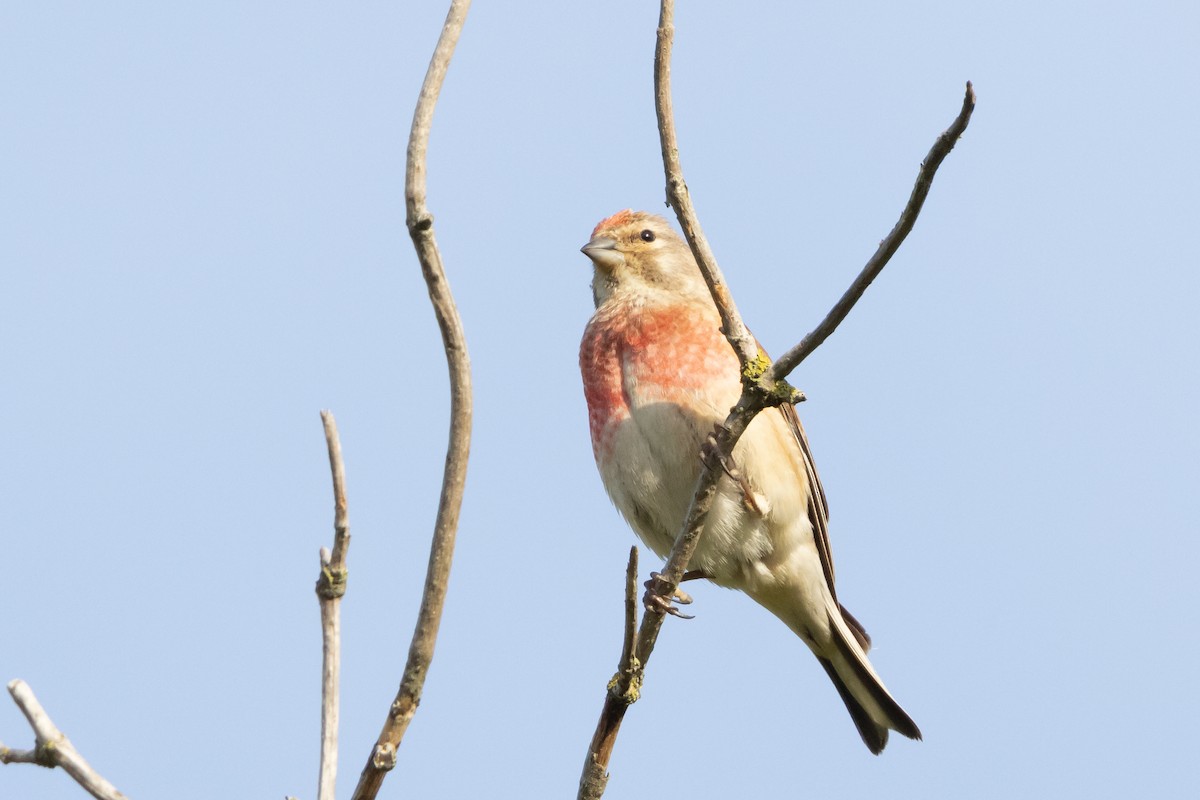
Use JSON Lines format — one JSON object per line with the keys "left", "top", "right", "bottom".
{"left": 779, "top": 402, "right": 835, "bottom": 596}
{"left": 779, "top": 403, "right": 872, "bottom": 650}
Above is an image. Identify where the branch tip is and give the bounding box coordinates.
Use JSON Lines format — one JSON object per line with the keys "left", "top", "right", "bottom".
{"left": 768, "top": 81, "right": 976, "bottom": 380}
{"left": 316, "top": 411, "right": 350, "bottom": 800}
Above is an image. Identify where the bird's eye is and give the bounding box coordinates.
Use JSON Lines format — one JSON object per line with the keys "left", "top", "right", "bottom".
{"left": 640, "top": 229, "right": 656, "bottom": 242}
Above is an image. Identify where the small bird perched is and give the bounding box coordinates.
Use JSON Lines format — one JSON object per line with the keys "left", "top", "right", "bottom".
{"left": 578, "top": 209, "right": 921, "bottom": 754}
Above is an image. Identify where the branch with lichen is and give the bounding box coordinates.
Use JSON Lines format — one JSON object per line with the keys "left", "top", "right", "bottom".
{"left": 577, "top": 1, "right": 975, "bottom": 796}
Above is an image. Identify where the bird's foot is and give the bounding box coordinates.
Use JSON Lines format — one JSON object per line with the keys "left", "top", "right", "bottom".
{"left": 643, "top": 572, "right": 696, "bottom": 619}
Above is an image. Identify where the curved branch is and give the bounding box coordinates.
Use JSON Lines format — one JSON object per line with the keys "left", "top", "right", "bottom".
{"left": 1, "top": 680, "right": 128, "bottom": 800}
{"left": 351, "top": 2, "right": 473, "bottom": 799}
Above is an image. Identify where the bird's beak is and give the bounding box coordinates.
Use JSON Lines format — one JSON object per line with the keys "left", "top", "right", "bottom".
{"left": 580, "top": 236, "right": 624, "bottom": 271}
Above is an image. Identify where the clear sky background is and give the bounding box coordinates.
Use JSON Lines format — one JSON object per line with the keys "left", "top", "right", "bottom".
{"left": 3, "top": 2, "right": 1198, "bottom": 798}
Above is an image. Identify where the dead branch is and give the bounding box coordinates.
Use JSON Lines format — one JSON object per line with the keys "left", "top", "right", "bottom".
{"left": 0, "top": 680, "right": 128, "bottom": 800}
{"left": 350, "top": 2, "right": 473, "bottom": 799}
{"left": 617, "top": 547, "right": 640, "bottom": 691}
{"left": 769, "top": 82, "right": 976, "bottom": 381}
{"left": 315, "top": 410, "right": 350, "bottom": 800}
{"left": 578, "top": 548, "right": 643, "bottom": 800}
{"left": 577, "top": 2, "right": 975, "bottom": 795}
{"left": 652, "top": 0, "right": 758, "bottom": 370}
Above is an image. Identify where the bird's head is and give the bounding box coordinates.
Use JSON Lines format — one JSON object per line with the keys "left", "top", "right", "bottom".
{"left": 581, "top": 210, "right": 707, "bottom": 307}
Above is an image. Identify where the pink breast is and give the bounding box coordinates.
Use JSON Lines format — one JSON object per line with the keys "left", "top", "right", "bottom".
{"left": 580, "top": 302, "right": 735, "bottom": 462}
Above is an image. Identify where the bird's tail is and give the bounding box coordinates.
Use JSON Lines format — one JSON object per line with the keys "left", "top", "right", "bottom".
{"left": 818, "top": 597, "right": 922, "bottom": 754}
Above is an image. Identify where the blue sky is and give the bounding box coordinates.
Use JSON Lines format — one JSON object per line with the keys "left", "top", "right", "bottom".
{"left": 3, "top": 2, "right": 1198, "bottom": 798}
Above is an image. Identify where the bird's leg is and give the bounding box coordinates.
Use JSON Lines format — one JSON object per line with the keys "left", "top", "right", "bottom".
{"left": 640, "top": 432, "right": 733, "bottom": 618}
{"left": 701, "top": 426, "right": 766, "bottom": 515}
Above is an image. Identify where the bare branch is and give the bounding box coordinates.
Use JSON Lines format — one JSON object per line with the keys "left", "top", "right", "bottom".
{"left": 322, "top": 410, "right": 351, "bottom": 571}
{"left": 1, "top": 680, "right": 129, "bottom": 800}
{"left": 580, "top": 4, "right": 974, "bottom": 797}
{"left": 315, "top": 410, "right": 350, "bottom": 800}
{"left": 653, "top": 0, "right": 758, "bottom": 370}
{"left": 642, "top": 0, "right": 805, "bottom": 622}
{"left": 578, "top": 4, "right": 748, "bottom": 793}
{"left": 618, "top": 547, "right": 639, "bottom": 679}
{"left": 578, "top": 549, "right": 643, "bottom": 800}
{"left": 350, "top": 2, "right": 473, "bottom": 799}
{"left": 768, "top": 81, "right": 977, "bottom": 381}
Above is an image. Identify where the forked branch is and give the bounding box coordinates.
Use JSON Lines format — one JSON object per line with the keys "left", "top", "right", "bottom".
{"left": 577, "top": 2, "right": 975, "bottom": 796}
{"left": 350, "top": 2, "right": 474, "bottom": 799}
{"left": 0, "top": 680, "right": 128, "bottom": 800}
{"left": 315, "top": 410, "right": 350, "bottom": 800}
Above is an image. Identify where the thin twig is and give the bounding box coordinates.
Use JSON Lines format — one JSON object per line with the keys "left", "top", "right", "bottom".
{"left": 578, "top": 3, "right": 975, "bottom": 796}
{"left": 653, "top": 0, "right": 758, "bottom": 369}
{"left": 1, "top": 680, "right": 129, "bottom": 800}
{"left": 578, "top": 548, "right": 642, "bottom": 800}
{"left": 769, "top": 82, "right": 976, "bottom": 381}
{"left": 315, "top": 410, "right": 350, "bottom": 800}
{"left": 350, "top": 2, "right": 473, "bottom": 799}
{"left": 618, "top": 547, "right": 639, "bottom": 679}
{"left": 576, "top": 418, "right": 748, "bottom": 798}
{"left": 322, "top": 411, "right": 351, "bottom": 569}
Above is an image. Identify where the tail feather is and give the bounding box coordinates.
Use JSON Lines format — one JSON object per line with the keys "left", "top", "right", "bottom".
{"left": 838, "top": 602, "right": 872, "bottom": 651}
{"left": 817, "top": 657, "right": 889, "bottom": 754}
{"left": 825, "top": 600, "right": 922, "bottom": 750}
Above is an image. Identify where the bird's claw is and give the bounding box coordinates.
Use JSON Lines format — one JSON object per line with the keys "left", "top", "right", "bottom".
{"left": 700, "top": 428, "right": 730, "bottom": 473}
{"left": 643, "top": 572, "right": 695, "bottom": 619}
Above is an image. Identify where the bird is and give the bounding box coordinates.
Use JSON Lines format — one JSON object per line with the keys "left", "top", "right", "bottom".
{"left": 577, "top": 209, "right": 921, "bottom": 754}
